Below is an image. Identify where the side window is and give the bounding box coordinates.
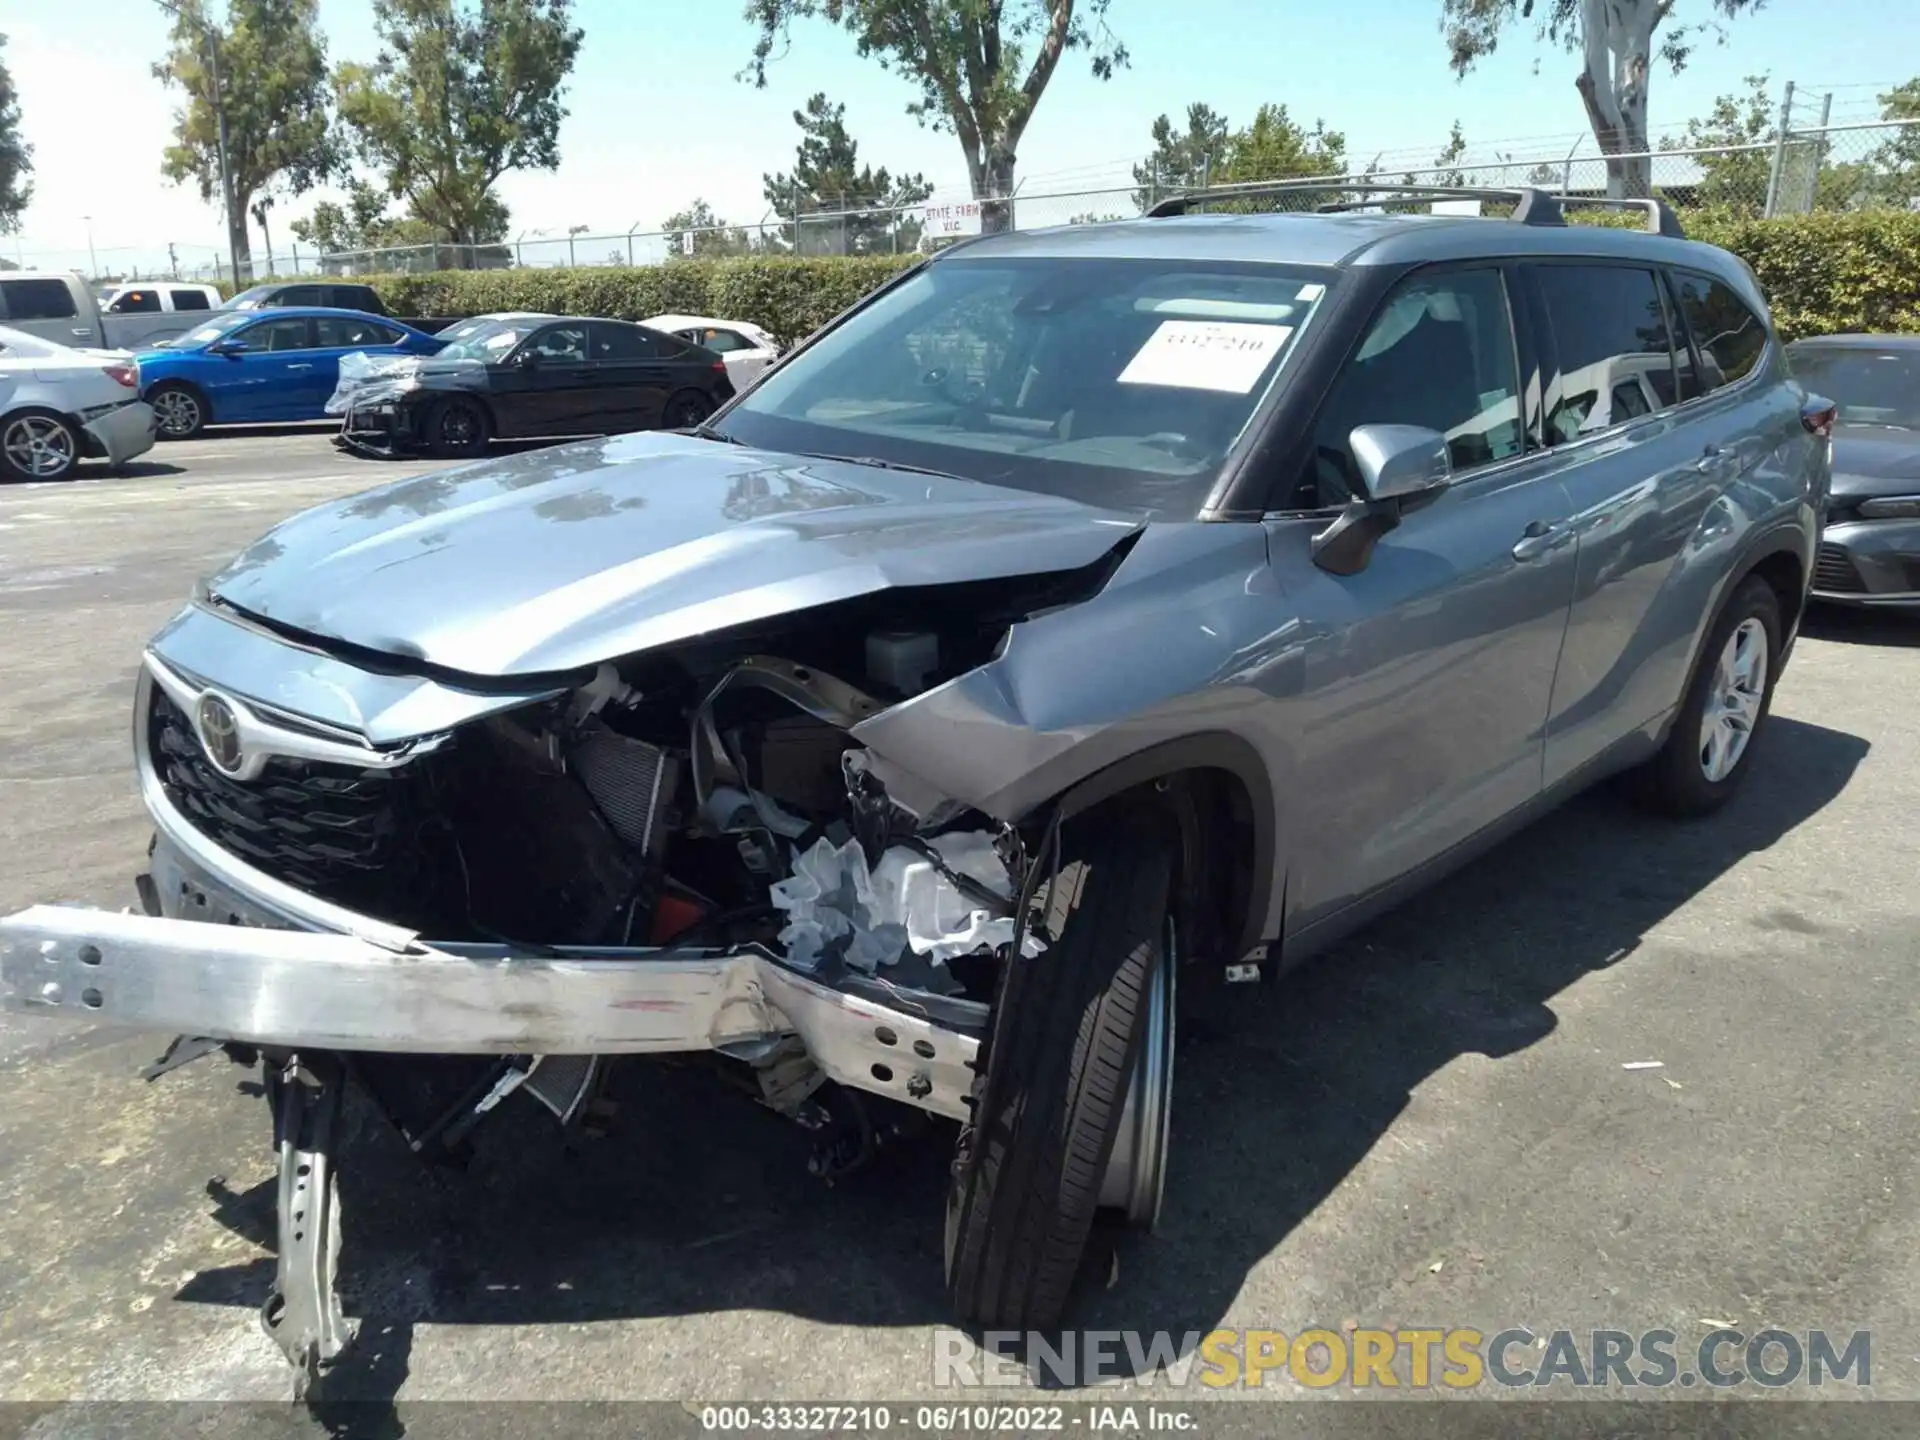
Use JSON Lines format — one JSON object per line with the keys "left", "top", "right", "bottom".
{"left": 1, "top": 278, "right": 78, "bottom": 321}
{"left": 521, "top": 324, "right": 588, "bottom": 363}
{"left": 277, "top": 286, "right": 324, "bottom": 308}
{"left": 314, "top": 316, "right": 401, "bottom": 348}
{"left": 590, "top": 323, "right": 668, "bottom": 360}
{"left": 1671, "top": 273, "right": 1767, "bottom": 393}
{"left": 329, "top": 286, "right": 377, "bottom": 311}
{"left": 1303, "top": 268, "right": 1523, "bottom": 507}
{"left": 243, "top": 318, "right": 314, "bottom": 352}
{"left": 109, "top": 289, "right": 162, "bottom": 313}
{"left": 700, "top": 327, "right": 753, "bottom": 354}
{"left": 1533, "top": 265, "right": 1678, "bottom": 444}
{"left": 170, "top": 289, "right": 212, "bottom": 311}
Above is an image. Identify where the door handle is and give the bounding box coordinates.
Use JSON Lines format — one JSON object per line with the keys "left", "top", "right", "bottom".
{"left": 1512, "top": 519, "right": 1575, "bottom": 562}
{"left": 1695, "top": 443, "right": 1737, "bottom": 474}
{"left": 71, "top": 327, "right": 93, "bottom": 337}
{"left": 286, "top": 363, "right": 313, "bottom": 370}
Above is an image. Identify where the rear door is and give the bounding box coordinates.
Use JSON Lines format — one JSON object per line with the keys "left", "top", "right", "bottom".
{"left": 0, "top": 277, "right": 95, "bottom": 346}
{"left": 586, "top": 322, "right": 676, "bottom": 430}
{"left": 1524, "top": 261, "right": 1760, "bottom": 788}
{"left": 310, "top": 315, "right": 408, "bottom": 408}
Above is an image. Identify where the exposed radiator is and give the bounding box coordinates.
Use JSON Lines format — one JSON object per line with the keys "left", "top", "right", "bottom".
{"left": 568, "top": 722, "right": 678, "bottom": 858}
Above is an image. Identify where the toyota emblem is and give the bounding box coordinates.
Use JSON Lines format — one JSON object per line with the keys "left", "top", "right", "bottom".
{"left": 195, "top": 694, "right": 245, "bottom": 775}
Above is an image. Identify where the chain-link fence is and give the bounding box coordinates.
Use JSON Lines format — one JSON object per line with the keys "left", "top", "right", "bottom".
{"left": 16, "top": 116, "right": 1919, "bottom": 285}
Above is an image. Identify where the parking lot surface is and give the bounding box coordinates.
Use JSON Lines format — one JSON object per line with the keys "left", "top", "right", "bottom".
{"left": 1, "top": 432, "right": 1917, "bottom": 1416}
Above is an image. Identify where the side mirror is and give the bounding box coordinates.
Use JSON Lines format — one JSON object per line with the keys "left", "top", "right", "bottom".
{"left": 1311, "top": 424, "right": 1453, "bottom": 577}
{"left": 515, "top": 348, "right": 541, "bottom": 369}
{"left": 208, "top": 338, "right": 251, "bottom": 356}
{"left": 1350, "top": 423, "right": 1453, "bottom": 501}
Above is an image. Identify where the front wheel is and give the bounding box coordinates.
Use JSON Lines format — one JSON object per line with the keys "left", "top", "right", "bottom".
{"left": 1631, "top": 574, "right": 1782, "bottom": 816}
{"left": 425, "top": 396, "right": 491, "bottom": 458}
{"left": 148, "top": 382, "right": 206, "bottom": 440}
{"left": 945, "top": 819, "right": 1176, "bottom": 1332}
{"left": 0, "top": 409, "right": 79, "bottom": 482}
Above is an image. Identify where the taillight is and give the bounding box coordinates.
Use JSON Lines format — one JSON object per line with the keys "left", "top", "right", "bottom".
{"left": 103, "top": 363, "right": 138, "bottom": 389}
{"left": 713, "top": 359, "right": 727, "bottom": 374}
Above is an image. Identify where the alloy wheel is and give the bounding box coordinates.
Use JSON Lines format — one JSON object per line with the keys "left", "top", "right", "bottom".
{"left": 153, "top": 389, "right": 201, "bottom": 438}
{"left": 2, "top": 415, "right": 76, "bottom": 478}
{"left": 1699, "top": 616, "right": 1768, "bottom": 783}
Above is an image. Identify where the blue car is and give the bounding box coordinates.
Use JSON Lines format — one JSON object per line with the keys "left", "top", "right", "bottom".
{"left": 138, "top": 307, "right": 443, "bottom": 439}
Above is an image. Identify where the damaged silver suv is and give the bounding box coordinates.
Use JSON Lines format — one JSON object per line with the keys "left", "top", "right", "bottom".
{"left": 2, "top": 184, "right": 1833, "bottom": 1388}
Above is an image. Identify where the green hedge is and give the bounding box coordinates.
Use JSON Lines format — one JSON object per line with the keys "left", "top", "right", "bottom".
{"left": 374, "top": 255, "right": 915, "bottom": 346}
{"left": 330, "top": 209, "right": 1920, "bottom": 346}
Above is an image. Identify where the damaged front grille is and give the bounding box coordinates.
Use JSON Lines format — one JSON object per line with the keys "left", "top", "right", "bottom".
{"left": 149, "top": 688, "right": 411, "bottom": 902}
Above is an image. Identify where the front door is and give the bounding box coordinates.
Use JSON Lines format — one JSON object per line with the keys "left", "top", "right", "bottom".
{"left": 1272, "top": 264, "right": 1582, "bottom": 933}
{"left": 206, "top": 316, "right": 317, "bottom": 421}
{"left": 309, "top": 315, "right": 409, "bottom": 414}
{"left": 492, "top": 323, "right": 596, "bottom": 437}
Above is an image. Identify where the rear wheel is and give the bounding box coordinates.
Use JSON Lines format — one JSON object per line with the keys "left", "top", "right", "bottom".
{"left": 0, "top": 408, "right": 79, "bottom": 482}
{"left": 945, "top": 819, "right": 1176, "bottom": 1332}
{"left": 1631, "top": 574, "right": 1782, "bottom": 816}
{"left": 662, "top": 389, "right": 715, "bottom": 430}
{"left": 425, "top": 396, "right": 490, "bottom": 458}
{"left": 148, "top": 382, "right": 206, "bottom": 440}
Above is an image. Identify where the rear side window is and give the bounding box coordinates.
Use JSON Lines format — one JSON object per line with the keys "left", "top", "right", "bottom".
{"left": 170, "top": 289, "right": 211, "bottom": 311}
{"left": 330, "top": 286, "right": 382, "bottom": 312}
{"left": 109, "top": 289, "right": 162, "bottom": 313}
{"left": 698, "top": 327, "right": 754, "bottom": 354}
{"left": 1532, "top": 265, "right": 1679, "bottom": 443}
{"left": 2, "top": 278, "right": 78, "bottom": 321}
{"left": 314, "top": 316, "right": 401, "bottom": 348}
{"left": 1671, "top": 273, "right": 1767, "bottom": 392}
{"left": 591, "top": 322, "right": 670, "bottom": 360}
{"left": 278, "top": 286, "right": 324, "bottom": 307}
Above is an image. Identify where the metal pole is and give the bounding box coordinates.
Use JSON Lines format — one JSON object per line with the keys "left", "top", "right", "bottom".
{"left": 1811, "top": 91, "right": 1834, "bottom": 211}
{"left": 790, "top": 179, "right": 800, "bottom": 252}
{"left": 1562, "top": 133, "right": 1582, "bottom": 194}
{"left": 83, "top": 215, "right": 97, "bottom": 277}
{"left": 1764, "top": 79, "right": 1796, "bottom": 219}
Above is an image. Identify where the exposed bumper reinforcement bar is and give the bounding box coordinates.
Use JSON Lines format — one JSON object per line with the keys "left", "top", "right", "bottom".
{"left": 0, "top": 904, "right": 980, "bottom": 1122}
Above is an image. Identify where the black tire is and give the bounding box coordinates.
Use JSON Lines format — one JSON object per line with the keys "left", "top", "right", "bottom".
{"left": 148, "top": 382, "right": 207, "bottom": 440}
{"left": 945, "top": 819, "right": 1173, "bottom": 1332}
{"left": 425, "top": 395, "right": 491, "bottom": 458}
{"left": 0, "top": 407, "right": 80, "bottom": 482}
{"left": 1631, "top": 573, "right": 1783, "bottom": 817}
{"left": 662, "top": 389, "right": 715, "bottom": 429}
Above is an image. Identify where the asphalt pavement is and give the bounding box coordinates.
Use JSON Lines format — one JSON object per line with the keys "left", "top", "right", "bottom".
{"left": 0, "top": 431, "right": 1917, "bottom": 1422}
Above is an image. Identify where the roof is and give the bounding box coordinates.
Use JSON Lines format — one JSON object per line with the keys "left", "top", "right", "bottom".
{"left": 1785, "top": 333, "right": 1920, "bottom": 350}
{"left": 642, "top": 313, "right": 772, "bottom": 337}
{"left": 945, "top": 209, "right": 1744, "bottom": 279}
{"left": 222, "top": 306, "right": 416, "bottom": 325}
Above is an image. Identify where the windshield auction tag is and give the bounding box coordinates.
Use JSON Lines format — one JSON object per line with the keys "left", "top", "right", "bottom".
{"left": 1117, "top": 320, "right": 1294, "bottom": 394}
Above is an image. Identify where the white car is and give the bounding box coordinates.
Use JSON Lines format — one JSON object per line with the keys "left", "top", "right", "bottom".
{"left": 0, "top": 324, "right": 156, "bottom": 482}
{"left": 640, "top": 313, "right": 781, "bottom": 390}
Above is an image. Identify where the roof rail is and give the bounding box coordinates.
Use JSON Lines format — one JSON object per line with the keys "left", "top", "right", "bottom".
{"left": 1145, "top": 179, "right": 1687, "bottom": 239}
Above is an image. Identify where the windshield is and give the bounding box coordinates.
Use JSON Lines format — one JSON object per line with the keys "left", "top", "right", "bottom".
{"left": 225, "top": 285, "right": 278, "bottom": 310}
{"left": 161, "top": 310, "right": 257, "bottom": 349}
{"left": 434, "top": 319, "right": 540, "bottom": 362}
{"left": 714, "top": 255, "right": 1333, "bottom": 516}
{"left": 1789, "top": 346, "right": 1920, "bottom": 429}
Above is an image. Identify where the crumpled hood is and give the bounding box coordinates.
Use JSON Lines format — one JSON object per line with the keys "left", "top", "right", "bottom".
{"left": 207, "top": 432, "right": 1143, "bottom": 678}
{"left": 1830, "top": 427, "right": 1920, "bottom": 500}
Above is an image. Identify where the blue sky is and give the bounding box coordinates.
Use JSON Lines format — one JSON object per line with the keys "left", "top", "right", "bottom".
{"left": 2, "top": 0, "right": 1916, "bottom": 274}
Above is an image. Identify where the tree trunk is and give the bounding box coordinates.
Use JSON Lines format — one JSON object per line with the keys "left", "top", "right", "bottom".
{"left": 975, "top": 146, "right": 1018, "bottom": 234}
{"left": 1574, "top": 0, "right": 1660, "bottom": 200}
{"left": 229, "top": 185, "right": 255, "bottom": 283}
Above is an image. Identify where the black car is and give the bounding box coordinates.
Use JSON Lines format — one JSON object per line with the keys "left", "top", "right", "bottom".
{"left": 1787, "top": 335, "right": 1920, "bottom": 608}
{"left": 337, "top": 315, "right": 735, "bottom": 458}
{"left": 226, "top": 281, "right": 390, "bottom": 316}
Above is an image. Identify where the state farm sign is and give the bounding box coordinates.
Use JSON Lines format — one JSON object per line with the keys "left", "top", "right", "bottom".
{"left": 922, "top": 200, "right": 985, "bottom": 237}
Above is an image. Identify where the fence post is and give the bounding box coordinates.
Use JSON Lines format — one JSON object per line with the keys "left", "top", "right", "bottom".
{"left": 1764, "top": 79, "right": 1796, "bottom": 218}
{"left": 1811, "top": 91, "right": 1834, "bottom": 210}
{"left": 790, "top": 179, "right": 801, "bottom": 252}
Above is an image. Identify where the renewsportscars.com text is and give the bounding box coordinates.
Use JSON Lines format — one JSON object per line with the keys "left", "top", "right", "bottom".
{"left": 934, "top": 1327, "right": 1871, "bottom": 1390}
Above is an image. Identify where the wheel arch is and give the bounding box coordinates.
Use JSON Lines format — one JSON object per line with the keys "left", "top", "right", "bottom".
{"left": 1046, "top": 732, "right": 1277, "bottom": 968}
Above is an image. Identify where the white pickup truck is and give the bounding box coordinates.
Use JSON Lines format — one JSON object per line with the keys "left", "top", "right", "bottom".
{"left": 3, "top": 273, "right": 223, "bottom": 352}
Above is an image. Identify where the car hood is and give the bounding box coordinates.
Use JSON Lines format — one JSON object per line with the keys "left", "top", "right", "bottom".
{"left": 205, "top": 431, "right": 1144, "bottom": 678}
{"left": 1830, "top": 427, "right": 1920, "bottom": 500}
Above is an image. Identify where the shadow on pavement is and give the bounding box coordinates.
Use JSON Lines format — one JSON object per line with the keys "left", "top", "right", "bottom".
{"left": 175, "top": 716, "right": 1869, "bottom": 1406}
{"left": 1799, "top": 602, "right": 1920, "bottom": 649}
